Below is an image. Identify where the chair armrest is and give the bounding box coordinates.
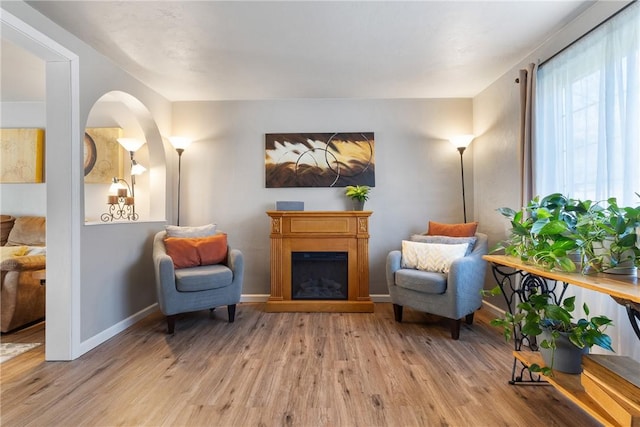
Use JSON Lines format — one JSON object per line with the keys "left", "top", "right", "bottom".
{"left": 447, "top": 254, "right": 488, "bottom": 295}
{"left": 386, "top": 250, "right": 402, "bottom": 287}
{"left": 227, "top": 248, "right": 244, "bottom": 275}
{"left": 0, "top": 255, "right": 46, "bottom": 271}
{"left": 152, "top": 232, "right": 176, "bottom": 292}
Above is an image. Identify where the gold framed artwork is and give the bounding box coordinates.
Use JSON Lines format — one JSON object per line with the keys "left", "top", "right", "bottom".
{"left": 265, "top": 132, "right": 375, "bottom": 188}
{"left": 0, "top": 128, "right": 45, "bottom": 183}
{"left": 84, "top": 127, "right": 124, "bottom": 184}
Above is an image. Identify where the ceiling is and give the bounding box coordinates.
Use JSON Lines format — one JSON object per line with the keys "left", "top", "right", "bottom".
{"left": 4, "top": 1, "right": 596, "bottom": 102}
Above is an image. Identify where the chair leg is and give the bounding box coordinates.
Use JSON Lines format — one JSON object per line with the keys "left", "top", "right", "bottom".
{"left": 227, "top": 304, "right": 236, "bottom": 323}
{"left": 166, "top": 315, "right": 176, "bottom": 334}
{"left": 392, "top": 304, "right": 403, "bottom": 322}
{"left": 450, "top": 318, "right": 462, "bottom": 340}
{"left": 465, "top": 312, "right": 475, "bottom": 325}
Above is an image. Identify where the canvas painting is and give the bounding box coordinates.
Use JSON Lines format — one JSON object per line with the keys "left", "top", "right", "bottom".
{"left": 265, "top": 132, "right": 375, "bottom": 188}
{"left": 84, "top": 127, "right": 124, "bottom": 184}
{"left": 0, "top": 128, "right": 45, "bottom": 183}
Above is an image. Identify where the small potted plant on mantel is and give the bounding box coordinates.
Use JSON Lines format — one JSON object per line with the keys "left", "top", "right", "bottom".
{"left": 486, "top": 287, "right": 614, "bottom": 375}
{"left": 345, "top": 185, "right": 370, "bottom": 211}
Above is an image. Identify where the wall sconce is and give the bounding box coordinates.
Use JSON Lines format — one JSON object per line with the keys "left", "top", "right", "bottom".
{"left": 101, "top": 177, "right": 138, "bottom": 222}
{"left": 449, "top": 134, "right": 474, "bottom": 223}
{"left": 168, "top": 137, "right": 193, "bottom": 226}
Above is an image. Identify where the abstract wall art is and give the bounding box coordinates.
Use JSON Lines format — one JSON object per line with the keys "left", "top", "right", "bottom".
{"left": 84, "top": 127, "right": 124, "bottom": 184}
{"left": 0, "top": 128, "right": 45, "bottom": 183}
{"left": 265, "top": 132, "right": 375, "bottom": 188}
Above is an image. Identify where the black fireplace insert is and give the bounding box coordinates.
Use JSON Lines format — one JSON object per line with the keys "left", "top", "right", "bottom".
{"left": 291, "top": 251, "right": 348, "bottom": 300}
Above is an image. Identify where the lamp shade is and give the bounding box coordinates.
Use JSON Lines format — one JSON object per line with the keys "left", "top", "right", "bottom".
{"left": 130, "top": 160, "right": 147, "bottom": 176}
{"left": 450, "top": 135, "right": 475, "bottom": 149}
{"left": 169, "top": 136, "right": 193, "bottom": 151}
{"left": 109, "top": 177, "right": 124, "bottom": 194}
{"left": 117, "top": 138, "right": 146, "bottom": 153}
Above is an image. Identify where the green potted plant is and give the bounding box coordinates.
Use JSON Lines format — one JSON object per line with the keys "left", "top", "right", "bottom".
{"left": 345, "top": 185, "right": 370, "bottom": 211}
{"left": 577, "top": 197, "right": 640, "bottom": 275}
{"left": 494, "top": 193, "right": 583, "bottom": 272}
{"left": 486, "top": 287, "right": 614, "bottom": 375}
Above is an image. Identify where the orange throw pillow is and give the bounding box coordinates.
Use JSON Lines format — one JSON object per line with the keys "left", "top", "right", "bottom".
{"left": 426, "top": 221, "right": 478, "bottom": 237}
{"left": 164, "top": 234, "right": 228, "bottom": 269}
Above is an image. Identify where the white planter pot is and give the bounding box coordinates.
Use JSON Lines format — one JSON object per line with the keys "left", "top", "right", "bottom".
{"left": 593, "top": 239, "right": 637, "bottom": 276}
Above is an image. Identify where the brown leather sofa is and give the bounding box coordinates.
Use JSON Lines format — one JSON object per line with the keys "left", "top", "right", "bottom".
{"left": 1, "top": 216, "right": 46, "bottom": 333}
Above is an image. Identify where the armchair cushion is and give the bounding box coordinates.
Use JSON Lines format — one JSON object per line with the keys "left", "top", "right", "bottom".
{"left": 6, "top": 216, "right": 46, "bottom": 246}
{"left": 164, "top": 234, "right": 228, "bottom": 268}
{"left": 426, "top": 221, "right": 478, "bottom": 237}
{"left": 401, "top": 240, "right": 468, "bottom": 273}
{"left": 175, "top": 264, "right": 234, "bottom": 292}
{"left": 395, "top": 268, "right": 446, "bottom": 293}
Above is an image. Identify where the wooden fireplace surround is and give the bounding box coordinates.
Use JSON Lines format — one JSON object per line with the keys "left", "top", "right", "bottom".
{"left": 266, "top": 211, "right": 374, "bottom": 312}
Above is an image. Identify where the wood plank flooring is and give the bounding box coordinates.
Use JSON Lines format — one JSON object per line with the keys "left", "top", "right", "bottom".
{"left": 0, "top": 303, "right": 600, "bottom": 426}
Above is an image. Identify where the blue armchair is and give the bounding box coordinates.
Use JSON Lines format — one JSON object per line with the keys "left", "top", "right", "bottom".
{"left": 386, "top": 233, "right": 488, "bottom": 339}
{"left": 152, "top": 230, "right": 244, "bottom": 334}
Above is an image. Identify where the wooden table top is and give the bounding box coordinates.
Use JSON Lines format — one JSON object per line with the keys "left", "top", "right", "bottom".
{"left": 483, "top": 254, "right": 640, "bottom": 304}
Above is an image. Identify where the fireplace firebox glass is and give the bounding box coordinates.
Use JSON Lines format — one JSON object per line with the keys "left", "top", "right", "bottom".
{"left": 291, "top": 252, "right": 348, "bottom": 300}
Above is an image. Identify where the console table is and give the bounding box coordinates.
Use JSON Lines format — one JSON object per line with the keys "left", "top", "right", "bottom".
{"left": 484, "top": 254, "right": 640, "bottom": 426}
{"left": 266, "top": 210, "right": 374, "bottom": 313}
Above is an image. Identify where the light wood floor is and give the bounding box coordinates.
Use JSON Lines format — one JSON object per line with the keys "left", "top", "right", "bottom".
{"left": 1, "top": 303, "right": 599, "bottom": 427}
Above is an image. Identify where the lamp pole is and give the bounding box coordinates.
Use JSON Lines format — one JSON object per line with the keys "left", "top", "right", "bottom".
{"left": 458, "top": 146, "right": 467, "bottom": 223}
{"left": 176, "top": 148, "right": 184, "bottom": 226}
{"left": 168, "top": 137, "right": 192, "bottom": 227}
{"left": 128, "top": 150, "right": 136, "bottom": 219}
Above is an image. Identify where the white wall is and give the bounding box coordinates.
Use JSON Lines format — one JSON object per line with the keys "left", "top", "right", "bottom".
{"left": 173, "top": 98, "right": 474, "bottom": 296}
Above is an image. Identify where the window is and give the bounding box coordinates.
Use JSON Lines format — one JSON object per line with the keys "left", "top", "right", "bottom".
{"left": 536, "top": 2, "right": 639, "bottom": 205}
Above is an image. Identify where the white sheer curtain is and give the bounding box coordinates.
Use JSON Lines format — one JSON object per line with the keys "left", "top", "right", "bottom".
{"left": 535, "top": 2, "right": 640, "bottom": 361}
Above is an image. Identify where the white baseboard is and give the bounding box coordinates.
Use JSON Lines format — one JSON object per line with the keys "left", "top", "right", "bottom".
{"left": 481, "top": 300, "right": 505, "bottom": 318}
{"left": 240, "top": 294, "right": 270, "bottom": 303}
{"left": 370, "top": 294, "right": 391, "bottom": 302}
{"left": 79, "top": 303, "right": 159, "bottom": 355}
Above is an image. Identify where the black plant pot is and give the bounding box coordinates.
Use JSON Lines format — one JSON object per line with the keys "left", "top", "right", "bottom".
{"left": 351, "top": 200, "right": 365, "bottom": 211}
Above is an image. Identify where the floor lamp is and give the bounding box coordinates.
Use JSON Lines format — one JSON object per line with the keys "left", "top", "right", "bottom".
{"left": 450, "top": 135, "right": 474, "bottom": 223}
{"left": 116, "top": 138, "right": 147, "bottom": 219}
{"left": 169, "top": 137, "right": 192, "bottom": 226}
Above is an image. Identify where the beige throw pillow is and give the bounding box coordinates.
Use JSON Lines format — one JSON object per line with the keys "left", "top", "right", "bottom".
{"left": 401, "top": 240, "right": 469, "bottom": 273}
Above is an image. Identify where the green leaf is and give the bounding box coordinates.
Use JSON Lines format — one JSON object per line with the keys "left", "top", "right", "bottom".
{"left": 539, "top": 220, "right": 569, "bottom": 235}
{"left": 497, "top": 207, "right": 517, "bottom": 218}
{"left": 545, "top": 304, "right": 572, "bottom": 325}
{"left": 557, "top": 257, "right": 576, "bottom": 272}
{"left": 562, "top": 296, "right": 576, "bottom": 312}
{"left": 530, "top": 218, "right": 550, "bottom": 235}
{"left": 618, "top": 233, "right": 637, "bottom": 248}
